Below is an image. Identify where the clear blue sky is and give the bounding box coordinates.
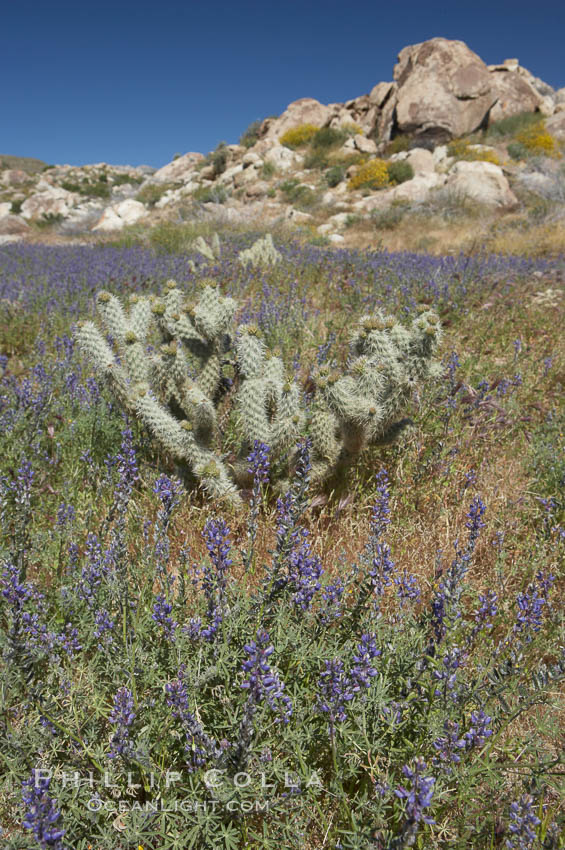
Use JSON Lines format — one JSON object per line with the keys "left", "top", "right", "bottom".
{"left": 3, "top": 0, "right": 564, "bottom": 168}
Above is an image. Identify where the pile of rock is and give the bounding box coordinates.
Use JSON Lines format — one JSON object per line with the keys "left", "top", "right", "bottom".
{"left": 0, "top": 37, "right": 562, "bottom": 242}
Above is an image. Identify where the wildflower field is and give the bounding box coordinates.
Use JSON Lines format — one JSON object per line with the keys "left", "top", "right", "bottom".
{"left": 0, "top": 233, "right": 563, "bottom": 849}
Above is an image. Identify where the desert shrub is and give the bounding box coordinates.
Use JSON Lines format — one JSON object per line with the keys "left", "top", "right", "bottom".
{"left": 10, "top": 199, "right": 23, "bottom": 215}
{"left": 239, "top": 119, "right": 263, "bottom": 148}
{"left": 486, "top": 111, "right": 542, "bottom": 140}
{"left": 325, "top": 165, "right": 345, "bottom": 187}
{"left": 75, "top": 285, "right": 441, "bottom": 500}
{"left": 385, "top": 134, "right": 413, "bottom": 155}
{"left": 279, "top": 123, "right": 319, "bottom": 149}
{"left": 34, "top": 212, "right": 65, "bottom": 229}
{"left": 516, "top": 122, "right": 560, "bottom": 158}
{"left": 311, "top": 126, "right": 348, "bottom": 150}
{"left": 135, "top": 183, "right": 172, "bottom": 207}
{"left": 387, "top": 160, "right": 414, "bottom": 185}
{"left": 261, "top": 161, "right": 276, "bottom": 178}
{"left": 210, "top": 142, "right": 228, "bottom": 176}
{"left": 371, "top": 202, "right": 409, "bottom": 230}
{"left": 192, "top": 184, "right": 229, "bottom": 204}
{"left": 348, "top": 159, "right": 390, "bottom": 190}
{"left": 61, "top": 178, "right": 111, "bottom": 199}
{"left": 112, "top": 173, "right": 143, "bottom": 187}
{"left": 303, "top": 149, "right": 331, "bottom": 170}
{"left": 148, "top": 222, "right": 197, "bottom": 254}
{"left": 447, "top": 139, "right": 501, "bottom": 165}
{"left": 278, "top": 178, "right": 318, "bottom": 208}
{"left": 507, "top": 141, "right": 528, "bottom": 160}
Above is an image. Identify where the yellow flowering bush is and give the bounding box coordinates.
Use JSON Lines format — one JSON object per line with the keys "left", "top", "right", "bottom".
{"left": 516, "top": 122, "right": 560, "bottom": 157}
{"left": 348, "top": 158, "right": 389, "bottom": 190}
{"left": 279, "top": 124, "right": 320, "bottom": 149}
{"left": 447, "top": 139, "right": 501, "bottom": 165}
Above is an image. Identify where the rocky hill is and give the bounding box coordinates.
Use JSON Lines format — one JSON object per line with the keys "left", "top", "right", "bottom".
{"left": 1, "top": 37, "right": 564, "bottom": 250}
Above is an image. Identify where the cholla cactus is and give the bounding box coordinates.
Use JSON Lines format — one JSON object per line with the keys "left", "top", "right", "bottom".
{"left": 309, "top": 306, "right": 442, "bottom": 484}
{"left": 75, "top": 279, "right": 301, "bottom": 501}
{"left": 193, "top": 233, "right": 221, "bottom": 263}
{"left": 238, "top": 233, "right": 282, "bottom": 268}
{"left": 76, "top": 281, "right": 441, "bottom": 501}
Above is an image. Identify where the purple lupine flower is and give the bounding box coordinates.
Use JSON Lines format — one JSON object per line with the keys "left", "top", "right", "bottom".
{"left": 506, "top": 795, "right": 541, "bottom": 849}
{"left": 108, "top": 687, "right": 135, "bottom": 759}
{"left": 21, "top": 612, "right": 58, "bottom": 656}
{"left": 165, "top": 668, "right": 221, "bottom": 771}
{"left": 317, "top": 658, "right": 355, "bottom": 726}
{"left": 76, "top": 533, "right": 108, "bottom": 605}
{"left": 433, "top": 645, "right": 466, "bottom": 699}
{"left": 382, "top": 701, "right": 404, "bottom": 725}
{"left": 431, "top": 498, "right": 487, "bottom": 644}
{"left": 497, "top": 378, "right": 512, "bottom": 398}
{"left": 473, "top": 591, "right": 498, "bottom": 630}
{"left": 542, "top": 357, "right": 553, "bottom": 377}
{"left": 203, "top": 517, "right": 232, "bottom": 590}
{"left": 153, "top": 473, "right": 183, "bottom": 516}
{"left": 395, "top": 569, "right": 421, "bottom": 604}
{"left": 350, "top": 633, "right": 380, "bottom": 691}
{"left": 463, "top": 469, "right": 477, "bottom": 490}
{"left": 247, "top": 440, "right": 270, "bottom": 485}
{"left": 244, "top": 441, "right": 270, "bottom": 571}
{"left": 1, "top": 561, "right": 35, "bottom": 609}
{"left": 466, "top": 497, "right": 486, "bottom": 549}
{"left": 56, "top": 503, "right": 75, "bottom": 529}
{"left": 369, "top": 540, "right": 395, "bottom": 596}
{"left": 200, "top": 517, "right": 232, "bottom": 640}
{"left": 319, "top": 576, "right": 344, "bottom": 624}
{"left": 432, "top": 720, "right": 466, "bottom": 769}
{"left": 513, "top": 570, "right": 554, "bottom": 641}
{"left": 57, "top": 624, "right": 82, "bottom": 657}
{"left": 93, "top": 609, "right": 114, "bottom": 648}
{"left": 152, "top": 594, "right": 178, "bottom": 640}
{"left": 115, "top": 428, "right": 138, "bottom": 501}
{"left": 446, "top": 351, "right": 460, "bottom": 387}
{"left": 288, "top": 539, "right": 323, "bottom": 611}
{"left": 513, "top": 339, "right": 522, "bottom": 358}
{"left": 241, "top": 630, "right": 292, "bottom": 722}
{"left": 395, "top": 758, "right": 436, "bottom": 826}
{"left": 22, "top": 772, "right": 66, "bottom": 849}
{"left": 464, "top": 709, "right": 493, "bottom": 749}
{"left": 371, "top": 469, "right": 391, "bottom": 539}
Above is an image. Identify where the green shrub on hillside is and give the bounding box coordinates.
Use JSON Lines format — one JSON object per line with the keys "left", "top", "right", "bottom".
{"left": 486, "top": 111, "right": 541, "bottom": 140}
{"left": 325, "top": 165, "right": 345, "bottom": 187}
{"left": 387, "top": 160, "right": 415, "bottom": 185}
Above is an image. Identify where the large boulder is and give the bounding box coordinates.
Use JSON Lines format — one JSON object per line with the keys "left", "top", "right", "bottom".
{"left": 393, "top": 38, "right": 496, "bottom": 142}
{"left": 1, "top": 169, "right": 31, "bottom": 187}
{"left": 259, "top": 98, "right": 333, "bottom": 142}
{"left": 20, "top": 184, "right": 78, "bottom": 220}
{"left": 445, "top": 160, "right": 518, "bottom": 208}
{"left": 152, "top": 152, "right": 205, "bottom": 183}
{"left": 263, "top": 144, "right": 302, "bottom": 172}
{"left": 0, "top": 214, "right": 30, "bottom": 235}
{"left": 488, "top": 60, "right": 552, "bottom": 122}
{"left": 92, "top": 199, "right": 147, "bottom": 231}
{"left": 545, "top": 111, "right": 565, "bottom": 140}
